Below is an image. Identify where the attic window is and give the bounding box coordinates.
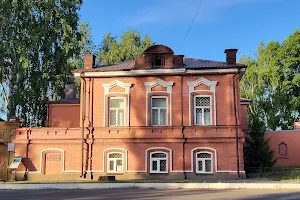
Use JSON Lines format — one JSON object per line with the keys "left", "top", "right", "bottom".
{"left": 153, "top": 56, "right": 164, "bottom": 68}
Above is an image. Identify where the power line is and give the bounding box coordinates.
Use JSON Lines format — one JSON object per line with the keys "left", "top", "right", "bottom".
{"left": 176, "top": 0, "right": 203, "bottom": 53}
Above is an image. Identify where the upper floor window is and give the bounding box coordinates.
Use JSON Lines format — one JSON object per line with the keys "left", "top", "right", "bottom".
{"left": 153, "top": 56, "right": 164, "bottom": 68}
{"left": 194, "top": 95, "right": 211, "bottom": 125}
{"left": 151, "top": 97, "right": 167, "bottom": 126}
{"left": 107, "top": 153, "right": 123, "bottom": 173}
{"left": 109, "top": 97, "right": 125, "bottom": 126}
{"left": 150, "top": 152, "right": 168, "bottom": 173}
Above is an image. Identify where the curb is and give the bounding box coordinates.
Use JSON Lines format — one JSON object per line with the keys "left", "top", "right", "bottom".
{"left": 1, "top": 183, "right": 300, "bottom": 190}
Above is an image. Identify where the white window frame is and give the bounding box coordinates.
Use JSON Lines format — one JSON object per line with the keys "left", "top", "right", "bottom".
{"left": 109, "top": 97, "right": 126, "bottom": 127}
{"left": 107, "top": 152, "right": 124, "bottom": 173}
{"left": 194, "top": 95, "right": 212, "bottom": 125}
{"left": 196, "top": 151, "right": 213, "bottom": 174}
{"left": 151, "top": 96, "right": 168, "bottom": 126}
{"left": 150, "top": 151, "right": 168, "bottom": 173}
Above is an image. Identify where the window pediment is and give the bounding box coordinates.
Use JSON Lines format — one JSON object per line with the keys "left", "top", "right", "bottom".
{"left": 187, "top": 77, "right": 217, "bottom": 93}
{"left": 144, "top": 79, "right": 174, "bottom": 93}
{"left": 102, "top": 80, "right": 132, "bottom": 95}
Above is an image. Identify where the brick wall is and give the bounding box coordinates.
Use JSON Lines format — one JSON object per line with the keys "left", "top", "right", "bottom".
{"left": 48, "top": 104, "right": 80, "bottom": 127}
{"left": 13, "top": 72, "right": 246, "bottom": 180}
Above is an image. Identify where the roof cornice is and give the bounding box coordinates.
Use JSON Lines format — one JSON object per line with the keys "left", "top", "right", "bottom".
{"left": 74, "top": 68, "right": 246, "bottom": 78}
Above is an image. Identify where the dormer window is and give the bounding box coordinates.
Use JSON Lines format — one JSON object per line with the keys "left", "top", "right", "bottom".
{"left": 153, "top": 56, "right": 164, "bottom": 68}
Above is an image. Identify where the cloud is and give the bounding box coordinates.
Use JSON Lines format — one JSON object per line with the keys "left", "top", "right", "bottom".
{"left": 123, "top": 0, "right": 275, "bottom": 27}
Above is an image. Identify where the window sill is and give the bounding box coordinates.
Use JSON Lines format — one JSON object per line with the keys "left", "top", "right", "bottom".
{"left": 107, "top": 172, "right": 124, "bottom": 175}
{"left": 195, "top": 172, "right": 214, "bottom": 174}
{"left": 194, "top": 124, "right": 213, "bottom": 126}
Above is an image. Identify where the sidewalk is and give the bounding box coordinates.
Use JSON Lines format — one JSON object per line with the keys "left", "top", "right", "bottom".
{"left": 2, "top": 179, "right": 300, "bottom": 190}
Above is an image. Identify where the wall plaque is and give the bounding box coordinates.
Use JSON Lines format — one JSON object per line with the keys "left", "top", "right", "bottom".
{"left": 47, "top": 153, "right": 61, "bottom": 161}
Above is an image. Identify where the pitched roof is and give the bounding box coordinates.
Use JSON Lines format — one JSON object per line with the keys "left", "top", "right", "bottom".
{"left": 46, "top": 98, "right": 80, "bottom": 104}
{"left": 73, "top": 57, "right": 245, "bottom": 73}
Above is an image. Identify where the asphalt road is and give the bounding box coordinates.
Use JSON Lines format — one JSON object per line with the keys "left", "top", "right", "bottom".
{"left": 1, "top": 188, "right": 300, "bottom": 200}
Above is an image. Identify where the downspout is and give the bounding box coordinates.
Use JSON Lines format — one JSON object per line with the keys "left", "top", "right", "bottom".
{"left": 181, "top": 76, "right": 186, "bottom": 179}
{"left": 233, "top": 69, "right": 240, "bottom": 177}
{"left": 90, "top": 78, "right": 94, "bottom": 180}
{"left": 24, "top": 129, "right": 31, "bottom": 181}
{"left": 85, "top": 78, "right": 91, "bottom": 178}
{"left": 87, "top": 77, "right": 94, "bottom": 180}
{"left": 80, "top": 72, "right": 87, "bottom": 178}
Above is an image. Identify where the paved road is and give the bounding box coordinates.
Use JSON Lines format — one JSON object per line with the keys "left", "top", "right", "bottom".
{"left": 1, "top": 189, "right": 300, "bottom": 200}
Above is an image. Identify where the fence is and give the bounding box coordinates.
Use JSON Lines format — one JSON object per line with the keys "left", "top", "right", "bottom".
{"left": 246, "top": 166, "right": 300, "bottom": 180}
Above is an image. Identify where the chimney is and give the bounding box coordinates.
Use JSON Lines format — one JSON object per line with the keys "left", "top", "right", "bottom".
{"left": 65, "top": 81, "right": 77, "bottom": 99}
{"left": 83, "top": 54, "right": 96, "bottom": 69}
{"left": 224, "top": 49, "right": 238, "bottom": 64}
{"left": 295, "top": 121, "right": 300, "bottom": 130}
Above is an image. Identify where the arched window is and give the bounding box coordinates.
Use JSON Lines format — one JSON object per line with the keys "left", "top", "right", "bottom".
{"left": 279, "top": 142, "right": 287, "bottom": 155}
{"left": 153, "top": 56, "right": 164, "bottom": 68}
{"left": 107, "top": 153, "right": 123, "bottom": 173}
{"left": 150, "top": 152, "right": 168, "bottom": 173}
{"left": 196, "top": 152, "right": 212, "bottom": 173}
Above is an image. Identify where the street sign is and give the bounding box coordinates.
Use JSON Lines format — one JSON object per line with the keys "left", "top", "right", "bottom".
{"left": 8, "top": 143, "right": 15, "bottom": 152}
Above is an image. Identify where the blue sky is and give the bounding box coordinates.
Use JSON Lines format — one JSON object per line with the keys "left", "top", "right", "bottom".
{"left": 79, "top": 0, "right": 300, "bottom": 61}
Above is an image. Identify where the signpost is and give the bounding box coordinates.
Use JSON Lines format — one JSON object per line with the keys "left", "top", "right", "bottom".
{"left": 8, "top": 143, "right": 15, "bottom": 152}
{"left": 9, "top": 157, "right": 22, "bottom": 181}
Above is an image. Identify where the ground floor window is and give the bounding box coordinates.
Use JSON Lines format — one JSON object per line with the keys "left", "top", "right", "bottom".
{"left": 107, "top": 153, "right": 123, "bottom": 173}
{"left": 150, "top": 152, "right": 168, "bottom": 173}
{"left": 196, "top": 152, "right": 212, "bottom": 173}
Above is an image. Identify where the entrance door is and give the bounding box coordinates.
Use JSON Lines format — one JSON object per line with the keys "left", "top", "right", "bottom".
{"left": 43, "top": 152, "right": 62, "bottom": 175}
{"left": 0, "top": 145, "right": 7, "bottom": 180}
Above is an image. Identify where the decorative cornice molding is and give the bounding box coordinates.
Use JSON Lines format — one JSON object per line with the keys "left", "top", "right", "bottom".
{"left": 102, "top": 80, "right": 132, "bottom": 95}
{"left": 188, "top": 77, "right": 218, "bottom": 126}
{"left": 144, "top": 79, "right": 174, "bottom": 126}
{"left": 144, "top": 79, "right": 174, "bottom": 94}
{"left": 187, "top": 77, "right": 217, "bottom": 93}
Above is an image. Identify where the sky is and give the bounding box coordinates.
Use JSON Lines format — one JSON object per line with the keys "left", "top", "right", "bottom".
{"left": 79, "top": 0, "right": 300, "bottom": 61}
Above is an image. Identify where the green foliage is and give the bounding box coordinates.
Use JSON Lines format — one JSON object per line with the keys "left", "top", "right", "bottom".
{"left": 244, "top": 113, "right": 276, "bottom": 168}
{"left": 242, "top": 30, "right": 300, "bottom": 169}
{"left": 0, "top": 0, "right": 92, "bottom": 126}
{"left": 240, "top": 30, "right": 300, "bottom": 131}
{"left": 96, "top": 31, "right": 154, "bottom": 65}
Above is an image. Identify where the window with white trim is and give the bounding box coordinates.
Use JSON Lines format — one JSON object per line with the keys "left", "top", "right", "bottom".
{"left": 194, "top": 96, "right": 211, "bottom": 125}
{"left": 151, "top": 97, "right": 167, "bottom": 126}
{"left": 109, "top": 97, "right": 125, "bottom": 126}
{"left": 196, "top": 152, "right": 212, "bottom": 173}
{"left": 150, "top": 152, "right": 168, "bottom": 173}
{"left": 107, "top": 153, "right": 123, "bottom": 173}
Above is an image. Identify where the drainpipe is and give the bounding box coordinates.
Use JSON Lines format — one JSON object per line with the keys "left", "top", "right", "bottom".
{"left": 80, "top": 72, "right": 87, "bottom": 178}
{"left": 89, "top": 79, "right": 94, "bottom": 180}
{"left": 233, "top": 68, "right": 240, "bottom": 177}
{"left": 181, "top": 76, "right": 186, "bottom": 179}
{"left": 24, "top": 129, "right": 31, "bottom": 181}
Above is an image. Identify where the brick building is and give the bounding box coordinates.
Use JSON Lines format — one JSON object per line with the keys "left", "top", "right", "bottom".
{"left": 265, "top": 122, "right": 300, "bottom": 167}
{"left": 13, "top": 45, "right": 248, "bottom": 181}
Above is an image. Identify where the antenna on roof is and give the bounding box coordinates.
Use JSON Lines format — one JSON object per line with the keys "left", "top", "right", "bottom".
{"left": 176, "top": 0, "right": 203, "bottom": 53}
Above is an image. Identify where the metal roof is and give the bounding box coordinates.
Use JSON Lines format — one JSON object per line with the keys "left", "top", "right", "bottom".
{"left": 73, "top": 57, "right": 245, "bottom": 73}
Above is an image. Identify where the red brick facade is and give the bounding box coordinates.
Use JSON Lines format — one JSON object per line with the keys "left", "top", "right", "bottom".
{"left": 13, "top": 45, "right": 248, "bottom": 181}
{"left": 265, "top": 122, "right": 300, "bottom": 167}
